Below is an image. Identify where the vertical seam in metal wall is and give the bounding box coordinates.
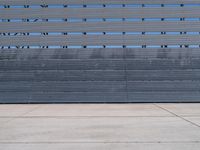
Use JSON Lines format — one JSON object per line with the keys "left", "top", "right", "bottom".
{"left": 123, "top": 48, "right": 128, "bottom": 102}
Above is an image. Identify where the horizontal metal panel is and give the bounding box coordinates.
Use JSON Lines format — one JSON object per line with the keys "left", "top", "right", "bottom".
{"left": 0, "top": 92, "right": 200, "bottom": 103}
{"left": 0, "top": 48, "right": 125, "bottom": 59}
{"left": 0, "top": 59, "right": 200, "bottom": 70}
{"left": 127, "top": 81, "right": 200, "bottom": 92}
{"left": 0, "top": 0, "right": 199, "bottom": 5}
{"left": 1, "top": 35, "right": 200, "bottom": 46}
{"left": 127, "top": 92, "right": 200, "bottom": 102}
{"left": 127, "top": 70, "right": 200, "bottom": 81}
{"left": 125, "top": 59, "right": 200, "bottom": 70}
{"left": 2, "top": 21, "right": 200, "bottom": 33}
{"left": 0, "top": 81, "right": 199, "bottom": 92}
{"left": 0, "top": 92, "right": 127, "bottom": 103}
{"left": 0, "top": 7, "right": 199, "bottom": 19}
{"left": 1, "top": 48, "right": 200, "bottom": 60}
{"left": 0, "top": 60, "right": 125, "bottom": 70}
{"left": 1, "top": 70, "right": 200, "bottom": 81}
{"left": 0, "top": 70, "right": 126, "bottom": 81}
{"left": 0, "top": 81, "right": 126, "bottom": 92}
{"left": 125, "top": 48, "right": 200, "bottom": 59}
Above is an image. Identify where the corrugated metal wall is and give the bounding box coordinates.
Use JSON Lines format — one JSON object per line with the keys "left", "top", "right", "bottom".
{"left": 0, "top": 0, "right": 200, "bottom": 103}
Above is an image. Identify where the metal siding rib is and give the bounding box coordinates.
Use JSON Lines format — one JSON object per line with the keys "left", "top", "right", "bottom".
{"left": 1, "top": 35, "right": 200, "bottom": 46}
{"left": 1, "top": 48, "right": 200, "bottom": 60}
{"left": 0, "top": 0, "right": 200, "bottom": 5}
{"left": 1, "top": 21, "right": 200, "bottom": 32}
{"left": 0, "top": 7, "right": 200, "bottom": 19}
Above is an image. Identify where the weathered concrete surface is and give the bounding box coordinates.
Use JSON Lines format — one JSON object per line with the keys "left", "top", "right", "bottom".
{"left": 24, "top": 104, "right": 172, "bottom": 117}
{"left": 0, "top": 104, "right": 200, "bottom": 150}
{"left": 0, "top": 105, "right": 39, "bottom": 117}
{"left": 158, "top": 104, "right": 200, "bottom": 116}
{"left": 184, "top": 117, "right": 200, "bottom": 126}
{"left": 1, "top": 143, "right": 200, "bottom": 150}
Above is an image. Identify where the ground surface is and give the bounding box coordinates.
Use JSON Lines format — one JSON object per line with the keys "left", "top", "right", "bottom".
{"left": 0, "top": 103, "right": 200, "bottom": 150}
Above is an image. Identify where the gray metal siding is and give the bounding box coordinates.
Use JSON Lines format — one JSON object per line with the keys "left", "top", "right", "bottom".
{"left": 0, "top": 48, "right": 200, "bottom": 103}
{"left": 0, "top": 0, "right": 200, "bottom": 103}
{"left": 1, "top": 0, "right": 200, "bottom": 5}
{"left": 1, "top": 8, "right": 200, "bottom": 19}
{"left": 1, "top": 35, "right": 200, "bottom": 46}
{"left": 1, "top": 22, "right": 200, "bottom": 33}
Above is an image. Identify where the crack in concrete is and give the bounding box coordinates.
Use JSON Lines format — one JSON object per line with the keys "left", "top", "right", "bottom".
{"left": 154, "top": 104, "right": 200, "bottom": 129}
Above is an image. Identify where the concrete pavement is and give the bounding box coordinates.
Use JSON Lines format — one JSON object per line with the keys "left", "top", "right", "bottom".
{"left": 0, "top": 104, "right": 200, "bottom": 150}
